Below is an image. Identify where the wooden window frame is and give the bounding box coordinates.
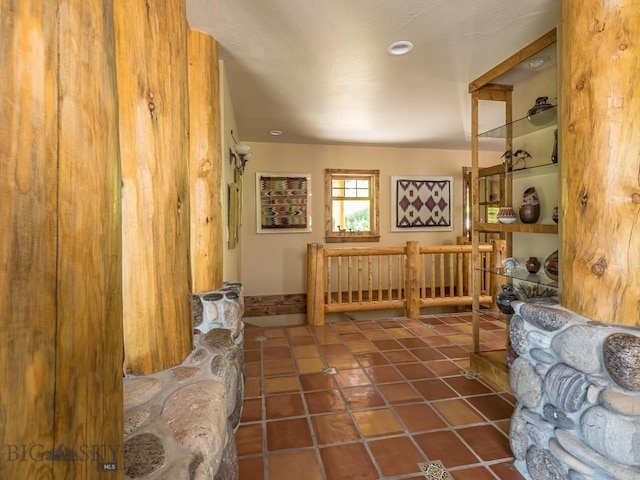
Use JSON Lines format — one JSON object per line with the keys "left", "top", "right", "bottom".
{"left": 325, "top": 168, "right": 380, "bottom": 243}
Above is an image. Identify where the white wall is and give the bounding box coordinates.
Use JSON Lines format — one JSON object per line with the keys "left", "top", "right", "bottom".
{"left": 237, "top": 142, "right": 499, "bottom": 301}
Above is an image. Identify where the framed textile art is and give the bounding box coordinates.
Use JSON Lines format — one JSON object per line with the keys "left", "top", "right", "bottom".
{"left": 391, "top": 176, "right": 453, "bottom": 232}
{"left": 256, "top": 172, "right": 312, "bottom": 233}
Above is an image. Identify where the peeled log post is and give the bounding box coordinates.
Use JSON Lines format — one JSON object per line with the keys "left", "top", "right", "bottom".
{"left": 0, "top": 2, "right": 58, "bottom": 478}
{"left": 561, "top": 1, "right": 640, "bottom": 326}
{"left": 115, "top": 0, "right": 192, "bottom": 374}
{"left": 188, "top": 29, "right": 223, "bottom": 293}
{"left": 1, "top": 1, "right": 124, "bottom": 478}
{"left": 307, "top": 244, "right": 325, "bottom": 326}
{"left": 405, "top": 241, "right": 420, "bottom": 319}
{"left": 54, "top": 2, "right": 124, "bottom": 477}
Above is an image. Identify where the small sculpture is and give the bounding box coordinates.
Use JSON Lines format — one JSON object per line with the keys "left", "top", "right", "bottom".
{"left": 501, "top": 149, "right": 531, "bottom": 170}
{"left": 502, "top": 257, "right": 518, "bottom": 276}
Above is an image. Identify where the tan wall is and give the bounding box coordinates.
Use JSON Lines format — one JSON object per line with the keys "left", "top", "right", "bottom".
{"left": 239, "top": 142, "right": 499, "bottom": 304}
{"left": 220, "top": 60, "right": 242, "bottom": 282}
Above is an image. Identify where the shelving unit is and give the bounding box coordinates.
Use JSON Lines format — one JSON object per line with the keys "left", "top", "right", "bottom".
{"left": 469, "top": 29, "right": 559, "bottom": 393}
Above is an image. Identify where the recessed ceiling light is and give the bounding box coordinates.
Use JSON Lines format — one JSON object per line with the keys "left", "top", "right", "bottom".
{"left": 387, "top": 40, "right": 414, "bottom": 56}
{"left": 269, "top": 130, "right": 283, "bottom": 136}
{"left": 528, "top": 56, "right": 551, "bottom": 68}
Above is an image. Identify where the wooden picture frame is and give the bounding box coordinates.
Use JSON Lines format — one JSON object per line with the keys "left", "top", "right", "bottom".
{"left": 256, "top": 172, "right": 312, "bottom": 233}
{"left": 391, "top": 175, "right": 453, "bottom": 232}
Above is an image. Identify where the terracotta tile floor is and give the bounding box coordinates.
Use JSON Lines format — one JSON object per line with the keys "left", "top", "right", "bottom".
{"left": 236, "top": 312, "right": 525, "bottom": 479}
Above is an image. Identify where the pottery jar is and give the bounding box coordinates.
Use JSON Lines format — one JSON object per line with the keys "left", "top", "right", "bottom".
{"left": 497, "top": 206, "right": 517, "bottom": 224}
{"left": 526, "top": 257, "right": 541, "bottom": 273}
{"left": 519, "top": 204, "right": 540, "bottom": 223}
{"left": 497, "top": 285, "right": 518, "bottom": 314}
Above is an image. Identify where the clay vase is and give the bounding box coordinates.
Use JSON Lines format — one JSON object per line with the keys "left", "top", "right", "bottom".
{"left": 522, "top": 187, "right": 540, "bottom": 206}
{"left": 544, "top": 250, "right": 559, "bottom": 281}
{"left": 527, "top": 96, "right": 556, "bottom": 126}
{"left": 497, "top": 206, "right": 517, "bottom": 224}
{"left": 519, "top": 204, "right": 540, "bottom": 223}
{"left": 552, "top": 207, "right": 559, "bottom": 223}
{"left": 497, "top": 285, "right": 518, "bottom": 314}
{"left": 526, "top": 257, "right": 541, "bottom": 274}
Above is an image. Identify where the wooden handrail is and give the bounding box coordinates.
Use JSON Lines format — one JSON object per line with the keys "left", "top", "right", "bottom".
{"left": 307, "top": 241, "right": 498, "bottom": 326}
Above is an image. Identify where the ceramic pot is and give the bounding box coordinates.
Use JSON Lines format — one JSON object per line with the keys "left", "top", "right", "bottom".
{"left": 497, "top": 285, "right": 518, "bottom": 314}
{"left": 497, "top": 206, "right": 517, "bottom": 224}
{"left": 528, "top": 96, "right": 556, "bottom": 126}
{"left": 519, "top": 204, "right": 540, "bottom": 223}
{"left": 552, "top": 207, "right": 559, "bottom": 224}
{"left": 544, "top": 250, "right": 559, "bottom": 281}
{"left": 526, "top": 257, "right": 541, "bottom": 274}
{"left": 522, "top": 187, "right": 540, "bottom": 206}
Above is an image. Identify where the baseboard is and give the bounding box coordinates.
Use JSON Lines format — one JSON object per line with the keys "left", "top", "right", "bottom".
{"left": 243, "top": 293, "right": 306, "bottom": 317}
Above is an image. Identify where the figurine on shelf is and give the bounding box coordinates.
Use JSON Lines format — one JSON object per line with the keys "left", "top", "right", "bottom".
{"left": 501, "top": 148, "right": 531, "bottom": 171}
{"left": 501, "top": 257, "right": 518, "bottom": 276}
{"left": 551, "top": 128, "right": 558, "bottom": 163}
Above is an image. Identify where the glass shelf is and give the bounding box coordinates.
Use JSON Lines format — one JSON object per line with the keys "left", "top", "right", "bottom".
{"left": 478, "top": 266, "right": 559, "bottom": 288}
{"left": 477, "top": 161, "right": 558, "bottom": 179}
{"left": 478, "top": 106, "right": 557, "bottom": 139}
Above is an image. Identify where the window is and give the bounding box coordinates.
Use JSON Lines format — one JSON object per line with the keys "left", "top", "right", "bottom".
{"left": 325, "top": 169, "right": 379, "bottom": 242}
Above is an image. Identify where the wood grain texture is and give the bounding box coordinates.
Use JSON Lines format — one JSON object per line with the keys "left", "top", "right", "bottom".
{"left": 55, "top": 1, "right": 124, "bottom": 477}
{"left": 1, "top": 1, "right": 124, "bottom": 477}
{"left": 561, "top": 0, "right": 640, "bottom": 326}
{"left": 188, "top": 29, "right": 223, "bottom": 293}
{"left": 0, "top": 1, "right": 58, "bottom": 477}
{"left": 115, "top": 0, "right": 192, "bottom": 373}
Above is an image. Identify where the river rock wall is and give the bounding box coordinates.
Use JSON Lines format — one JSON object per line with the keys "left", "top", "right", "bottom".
{"left": 509, "top": 301, "right": 640, "bottom": 480}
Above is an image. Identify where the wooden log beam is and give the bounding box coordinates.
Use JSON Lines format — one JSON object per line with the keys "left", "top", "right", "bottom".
{"left": 188, "top": 29, "right": 223, "bottom": 293}
{"left": 561, "top": 0, "right": 640, "bottom": 326}
{"left": 0, "top": 2, "right": 58, "bottom": 477}
{"left": 307, "top": 243, "right": 325, "bottom": 325}
{"left": 1, "top": 1, "right": 124, "bottom": 477}
{"left": 115, "top": 0, "right": 192, "bottom": 373}
{"left": 405, "top": 241, "right": 421, "bottom": 318}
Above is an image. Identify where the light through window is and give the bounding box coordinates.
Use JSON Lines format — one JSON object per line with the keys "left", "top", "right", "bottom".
{"left": 325, "top": 169, "right": 379, "bottom": 242}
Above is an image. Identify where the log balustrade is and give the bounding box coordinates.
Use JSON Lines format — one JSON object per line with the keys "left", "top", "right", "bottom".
{"left": 307, "top": 241, "right": 501, "bottom": 325}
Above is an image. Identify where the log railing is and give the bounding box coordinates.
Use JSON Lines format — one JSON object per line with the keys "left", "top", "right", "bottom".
{"left": 307, "top": 240, "right": 501, "bottom": 325}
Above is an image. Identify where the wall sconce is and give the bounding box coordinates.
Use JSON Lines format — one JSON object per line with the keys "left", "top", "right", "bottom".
{"left": 229, "top": 130, "right": 252, "bottom": 174}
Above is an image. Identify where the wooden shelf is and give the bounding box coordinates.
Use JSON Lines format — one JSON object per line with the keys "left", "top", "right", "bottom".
{"left": 470, "top": 350, "right": 511, "bottom": 392}
{"left": 474, "top": 222, "right": 558, "bottom": 234}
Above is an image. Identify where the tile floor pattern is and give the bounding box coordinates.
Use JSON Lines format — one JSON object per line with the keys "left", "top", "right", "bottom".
{"left": 236, "top": 313, "right": 526, "bottom": 480}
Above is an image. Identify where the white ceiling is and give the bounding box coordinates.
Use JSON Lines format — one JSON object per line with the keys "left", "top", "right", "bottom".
{"left": 186, "top": 0, "right": 561, "bottom": 150}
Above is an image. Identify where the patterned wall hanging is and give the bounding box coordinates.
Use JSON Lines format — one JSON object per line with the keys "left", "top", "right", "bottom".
{"left": 391, "top": 176, "right": 453, "bottom": 231}
{"left": 257, "top": 172, "right": 312, "bottom": 233}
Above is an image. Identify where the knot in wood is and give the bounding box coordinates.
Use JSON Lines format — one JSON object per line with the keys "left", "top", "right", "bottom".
{"left": 632, "top": 193, "right": 640, "bottom": 204}
{"left": 580, "top": 188, "right": 589, "bottom": 207}
{"left": 619, "top": 43, "right": 628, "bottom": 51}
{"left": 568, "top": 124, "right": 575, "bottom": 132}
{"left": 576, "top": 80, "right": 585, "bottom": 90}
{"left": 148, "top": 102, "right": 155, "bottom": 111}
{"left": 590, "top": 259, "right": 607, "bottom": 278}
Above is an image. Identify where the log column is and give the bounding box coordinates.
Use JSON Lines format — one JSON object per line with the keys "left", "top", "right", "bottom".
{"left": 1, "top": 1, "right": 123, "bottom": 478}
{"left": 188, "top": 29, "right": 223, "bottom": 293}
{"left": 561, "top": 1, "right": 640, "bottom": 326}
{"left": 115, "top": 0, "right": 192, "bottom": 374}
